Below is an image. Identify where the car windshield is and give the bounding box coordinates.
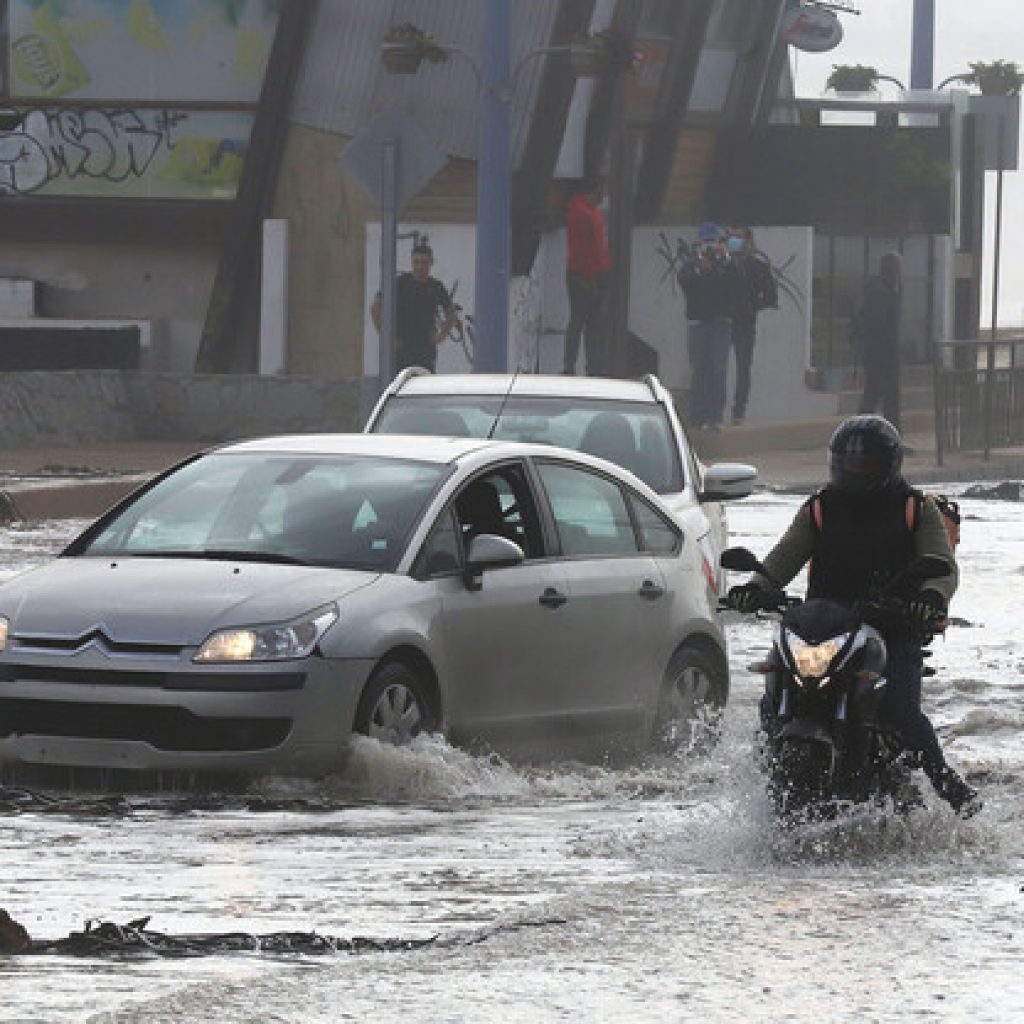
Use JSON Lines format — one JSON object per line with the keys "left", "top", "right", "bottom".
{"left": 75, "top": 453, "right": 446, "bottom": 572}
{"left": 372, "top": 395, "right": 685, "bottom": 494}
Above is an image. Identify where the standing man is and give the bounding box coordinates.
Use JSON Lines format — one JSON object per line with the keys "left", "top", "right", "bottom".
{"left": 854, "top": 251, "right": 903, "bottom": 430}
{"left": 678, "top": 222, "right": 737, "bottom": 431}
{"left": 372, "top": 241, "right": 459, "bottom": 374}
{"left": 727, "top": 227, "right": 778, "bottom": 425}
{"left": 563, "top": 176, "right": 612, "bottom": 376}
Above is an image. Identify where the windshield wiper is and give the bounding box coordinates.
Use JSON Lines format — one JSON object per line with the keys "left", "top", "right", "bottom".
{"left": 119, "top": 549, "right": 310, "bottom": 566}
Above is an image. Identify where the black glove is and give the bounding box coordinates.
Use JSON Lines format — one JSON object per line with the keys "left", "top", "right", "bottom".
{"left": 908, "top": 589, "right": 947, "bottom": 635}
{"left": 728, "top": 583, "right": 764, "bottom": 614}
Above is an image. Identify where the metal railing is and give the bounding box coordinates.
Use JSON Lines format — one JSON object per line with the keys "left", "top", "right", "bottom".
{"left": 934, "top": 336, "right": 1024, "bottom": 463}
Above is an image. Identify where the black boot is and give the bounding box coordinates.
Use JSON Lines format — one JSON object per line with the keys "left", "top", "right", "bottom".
{"left": 928, "top": 764, "right": 982, "bottom": 818}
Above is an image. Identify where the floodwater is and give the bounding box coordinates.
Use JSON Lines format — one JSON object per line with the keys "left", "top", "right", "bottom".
{"left": 1, "top": 489, "right": 1022, "bottom": 1024}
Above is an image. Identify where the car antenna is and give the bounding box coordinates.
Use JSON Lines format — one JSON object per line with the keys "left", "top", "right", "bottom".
{"left": 486, "top": 368, "right": 519, "bottom": 439}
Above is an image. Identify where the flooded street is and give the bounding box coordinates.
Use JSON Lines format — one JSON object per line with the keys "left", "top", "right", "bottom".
{"left": 2, "top": 489, "right": 1023, "bottom": 1023}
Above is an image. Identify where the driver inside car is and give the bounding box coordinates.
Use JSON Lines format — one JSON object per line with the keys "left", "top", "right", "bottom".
{"left": 727, "top": 415, "right": 981, "bottom": 817}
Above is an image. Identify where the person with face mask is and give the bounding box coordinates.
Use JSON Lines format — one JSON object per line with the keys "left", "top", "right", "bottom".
{"left": 726, "top": 228, "right": 778, "bottom": 425}
{"left": 727, "top": 415, "right": 981, "bottom": 817}
{"left": 677, "top": 222, "right": 738, "bottom": 430}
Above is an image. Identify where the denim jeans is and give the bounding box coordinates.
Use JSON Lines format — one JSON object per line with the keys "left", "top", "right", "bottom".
{"left": 879, "top": 638, "right": 945, "bottom": 770}
{"left": 687, "top": 317, "right": 732, "bottom": 426}
{"left": 564, "top": 272, "right": 608, "bottom": 376}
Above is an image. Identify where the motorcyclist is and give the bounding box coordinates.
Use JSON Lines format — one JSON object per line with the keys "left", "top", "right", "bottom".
{"left": 728, "top": 414, "right": 981, "bottom": 817}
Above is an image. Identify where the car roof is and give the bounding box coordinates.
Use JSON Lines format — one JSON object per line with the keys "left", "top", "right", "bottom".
{"left": 208, "top": 433, "right": 666, "bottom": 503}
{"left": 390, "top": 372, "right": 661, "bottom": 404}
{"left": 213, "top": 432, "right": 495, "bottom": 464}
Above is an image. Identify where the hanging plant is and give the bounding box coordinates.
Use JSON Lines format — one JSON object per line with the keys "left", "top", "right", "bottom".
{"left": 381, "top": 23, "right": 449, "bottom": 75}
{"left": 964, "top": 59, "right": 1023, "bottom": 97}
{"left": 825, "top": 63, "right": 880, "bottom": 93}
{"left": 569, "top": 29, "right": 635, "bottom": 77}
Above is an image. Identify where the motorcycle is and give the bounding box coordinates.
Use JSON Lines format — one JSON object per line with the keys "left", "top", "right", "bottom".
{"left": 720, "top": 546, "right": 950, "bottom": 822}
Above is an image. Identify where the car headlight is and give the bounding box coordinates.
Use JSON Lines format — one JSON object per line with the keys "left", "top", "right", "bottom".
{"left": 786, "top": 632, "right": 847, "bottom": 681}
{"left": 0, "top": 615, "right": 7, "bottom": 652}
{"left": 194, "top": 604, "right": 338, "bottom": 663}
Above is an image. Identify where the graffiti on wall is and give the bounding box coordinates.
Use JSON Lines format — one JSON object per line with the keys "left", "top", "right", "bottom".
{"left": 0, "top": 107, "right": 251, "bottom": 198}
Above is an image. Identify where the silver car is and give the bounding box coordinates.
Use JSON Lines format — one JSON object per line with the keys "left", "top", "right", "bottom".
{"left": 365, "top": 370, "right": 757, "bottom": 594}
{"left": 0, "top": 434, "right": 728, "bottom": 782}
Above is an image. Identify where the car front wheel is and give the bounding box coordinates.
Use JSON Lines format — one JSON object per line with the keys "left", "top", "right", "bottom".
{"left": 354, "top": 661, "right": 437, "bottom": 745}
{"left": 653, "top": 645, "right": 727, "bottom": 753}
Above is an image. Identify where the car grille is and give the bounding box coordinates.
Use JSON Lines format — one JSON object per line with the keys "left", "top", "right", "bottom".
{"left": 0, "top": 664, "right": 305, "bottom": 692}
{"left": 13, "top": 633, "right": 183, "bottom": 656}
{"left": 0, "top": 698, "right": 291, "bottom": 752}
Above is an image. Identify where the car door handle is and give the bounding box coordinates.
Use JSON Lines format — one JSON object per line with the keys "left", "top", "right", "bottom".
{"left": 637, "top": 580, "right": 665, "bottom": 600}
{"left": 539, "top": 587, "right": 568, "bottom": 609}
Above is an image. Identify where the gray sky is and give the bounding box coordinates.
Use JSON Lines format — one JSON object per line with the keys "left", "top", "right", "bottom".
{"left": 790, "top": 0, "right": 1023, "bottom": 329}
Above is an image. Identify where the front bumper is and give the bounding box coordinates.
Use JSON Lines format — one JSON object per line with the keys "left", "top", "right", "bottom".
{"left": 0, "top": 648, "right": 377, "bottom": 778}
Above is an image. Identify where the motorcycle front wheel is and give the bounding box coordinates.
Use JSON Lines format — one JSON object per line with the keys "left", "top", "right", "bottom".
{"left": 770, "top": 739, "right": 836, "bottom": 820}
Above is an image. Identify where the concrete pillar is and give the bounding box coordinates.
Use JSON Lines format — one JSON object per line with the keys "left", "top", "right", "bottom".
{"left": 260, "top": 219, "right": 289, "bottom": 375}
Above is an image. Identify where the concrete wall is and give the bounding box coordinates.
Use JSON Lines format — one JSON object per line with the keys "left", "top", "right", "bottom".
{"left": 0, "top": 241, "right": 218, "bottom": 371}
{"left": 273, "top": 124, "right": 375, "bottom": 377}
{"left": 0, "top": 371, "right": 372, "bottom": 448}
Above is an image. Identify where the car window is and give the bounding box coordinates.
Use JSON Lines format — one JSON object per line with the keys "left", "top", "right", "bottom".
{"left": 452, "top": 463, "right": 544, "bottom": 560}
{"left": 372, "top": 394, "right": 685, "bottom": 495}
{"left": 536, "top": 462, "right": 639, "bottom": 557}
{"left": 628, "top": 492, "right": 681, "bottom": 555}
{"left": 414, "top": 508, "right": 461, "bottom": 577}
{"left": 78, "top": 453, "right": 445, "bottom": 572}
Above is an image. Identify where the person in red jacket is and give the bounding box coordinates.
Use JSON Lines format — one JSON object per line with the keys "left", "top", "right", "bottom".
{"left": 563, "top": 176, "right": 612, "bottom": 376}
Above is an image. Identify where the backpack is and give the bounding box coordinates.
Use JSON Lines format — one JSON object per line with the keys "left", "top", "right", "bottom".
{"left": 812, "top": 491, "right": 961, "bottom": 551}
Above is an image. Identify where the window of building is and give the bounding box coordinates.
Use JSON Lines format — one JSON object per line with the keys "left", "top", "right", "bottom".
{"left": 1, "top": 0, "right": 278, "bottom": 201}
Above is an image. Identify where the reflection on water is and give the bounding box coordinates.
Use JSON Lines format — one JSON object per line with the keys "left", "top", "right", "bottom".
{"left": 0, "top": 492, "right": 1022, "bottom": 1023}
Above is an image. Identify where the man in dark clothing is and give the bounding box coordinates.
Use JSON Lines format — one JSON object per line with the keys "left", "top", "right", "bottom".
{"left": 854, "top": 251, "right": 903, "bottom": 429}
{"left": 726, "top": 227, "right": 778, "bottom": 425}
{"left": 563, "top": 177, "right": 612, "bottom": 376}
{"left": 727, "top": 415, "right": 981, "bottom": 817}
{"left": 372, "top": 243, "right": 458, "bottom": 373}
{"left": 678, "top": 222, "right": 737, "bottom": 430}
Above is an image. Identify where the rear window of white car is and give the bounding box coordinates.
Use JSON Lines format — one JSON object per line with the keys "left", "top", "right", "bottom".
{"left": 372, "top": 395, "right": 685, "bottom": 495}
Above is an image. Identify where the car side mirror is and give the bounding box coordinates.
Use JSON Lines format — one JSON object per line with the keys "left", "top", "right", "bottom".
{"left": 699, "top": 462, "right": 758, "bottom": 503}
{"left": 464, "top": 534, "right": 524, "bottom": 590}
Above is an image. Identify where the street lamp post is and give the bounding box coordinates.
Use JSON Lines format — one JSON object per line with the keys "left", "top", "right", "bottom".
{"left": 475, "top": 0, "right": 512, "bottom": 373}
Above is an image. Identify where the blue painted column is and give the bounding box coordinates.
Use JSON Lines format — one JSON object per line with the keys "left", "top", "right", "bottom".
{"left": 910, "top": 0, "right": 935, "bottom": 89}
{"left": 473, "top": 0, "right": 511, "bottom": 373}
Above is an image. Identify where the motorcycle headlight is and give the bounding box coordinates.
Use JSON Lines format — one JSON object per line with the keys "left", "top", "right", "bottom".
{"left": 0, "top": 615, "right": 7, "bottom": 652}
{"left": 194, "top": 604, "right": 338, "bottom": 663}
{"left": 786, "top": 631, "right": 847, "bottom": 681}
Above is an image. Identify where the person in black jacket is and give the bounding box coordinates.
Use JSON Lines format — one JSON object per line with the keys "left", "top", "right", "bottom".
{"left": 726, "top": 227, "right": 778, "bottom": 425}
{"left": 678, "top": 222, "right": 737, "bottom": 430}
{"left": 727, "top": 415, "right": 981, "bottom": 817}
{"left": 853, "top": 252, "right": 903, "bottom": 429}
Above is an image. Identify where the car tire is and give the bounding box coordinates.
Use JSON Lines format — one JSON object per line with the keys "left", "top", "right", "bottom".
{"left": 653, "top": 645, "right": 727, "bottom": 754}
{"left": 354, "top": 661, "right": 437, "bottom": 745}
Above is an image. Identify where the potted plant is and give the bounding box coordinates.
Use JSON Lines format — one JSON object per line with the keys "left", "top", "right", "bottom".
{"left": 569, "top": 29, "right": 634, "bottom": 77}
{"left": 965, "top": 59, "right": 1023, "bottom": 97}
{"left": 381, "top": 23, "right": 449, "bottom": 75}
{"left": 826, "top": 63, "right": 880, "bottom": 93}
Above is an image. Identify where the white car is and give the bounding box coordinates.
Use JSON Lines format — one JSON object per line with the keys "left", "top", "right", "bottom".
{"left": 366, "top": 371, "right": 757, "bottom": 593}
{"left": 0, "top": 434, "right": 728, "bottom": 783}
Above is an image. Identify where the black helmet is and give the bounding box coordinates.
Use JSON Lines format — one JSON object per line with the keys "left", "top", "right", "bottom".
{"left": 828, "top": 415, "right": 903, "bottom": 493}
